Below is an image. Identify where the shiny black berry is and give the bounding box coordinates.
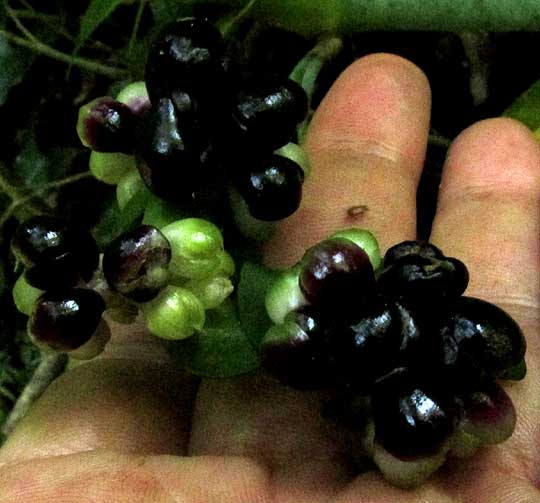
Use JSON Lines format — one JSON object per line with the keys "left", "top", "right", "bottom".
{"left": 145, "top": 17, "right": 223, "bottom": 101}
{"left": 233, "top": 154, "right": 304, "bottom": 221}
{"left": 377, "top": 254, "right": 469, "bottom": 300}
{"left": 439, "top": 296, "right": 526, "bottom": 382}
{"left": 334, "top": 297, "right": 405, "bottom": 390}
{"left": 228, "top": 78, "right": 308, "bottom": 150}
{"left": 77, "top": 97, "right": 136, "bottom": 153}
{"left": 103, "top": 225, "right": 172, "bottom": 302}
{"left": 372, "top": 369, "right": 459, "bottom": 460}
{"left": 29, "top": 288, "right": 106, "bottom": 351}
{"left": 383, "top": 240, "right": 444, "bottom": 267}
{"left": 260, "top": 308, "right": 336, "bottom": 390}
{"left": 11, "top": 216, "right": 99, "bottom": 289}
{"left": 135, "top": 97, "right": 214, "bottom": 202}
{"left": 299, "top": 238, "right": 375, "bottom": 316}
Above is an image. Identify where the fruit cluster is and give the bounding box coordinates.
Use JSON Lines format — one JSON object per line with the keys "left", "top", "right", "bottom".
{"left": 261, "top": 229, "right": 526, "bottom": 487}
{"left": 11, "top": 215, "right": 235, "bottom": 357}
{"left": 77, "top": 17, "right": 310, "bottom": 229}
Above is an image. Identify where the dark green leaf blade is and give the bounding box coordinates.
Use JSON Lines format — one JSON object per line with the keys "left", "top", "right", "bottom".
{"left": 503, "top": 80, "right": 540, "bottom": 133}
{"left": 171, "top": 301, "right": 260, "bottom": 378}
{"left": 75, "top": 0, "right": 125, "bottom": 54}
{"left": 237, "top": 261, "right": 279, "bottom": 348}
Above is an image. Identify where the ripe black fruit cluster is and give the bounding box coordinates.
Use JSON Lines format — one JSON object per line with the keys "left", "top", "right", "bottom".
{"left": 10, "top": 216, "right": 107, "bottom": 356}
{"left": 261, "top": 235, "right": 525, "bottom": 486}
{"left": 78, "top": 17, "right": 309, "bottom": 223}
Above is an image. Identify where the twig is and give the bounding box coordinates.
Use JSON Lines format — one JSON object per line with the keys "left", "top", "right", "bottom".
{"left": 0, "top": 29, "right": 126, "bottom": 79}
{"left": 128, "top": 0, "right": 146, "bottom": 56}
{"left": 2, "top": 352, "right": 67, "bottom": 438}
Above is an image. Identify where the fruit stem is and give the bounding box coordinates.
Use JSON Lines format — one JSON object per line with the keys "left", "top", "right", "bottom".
{"left": 127, "top": 0, "right": 146, "bottom": 57}
{"left": 2, "top": 352, "right": 67, "bottom": 438}
{"left": 218, "top": 0, "right": 259, "bottom": 38}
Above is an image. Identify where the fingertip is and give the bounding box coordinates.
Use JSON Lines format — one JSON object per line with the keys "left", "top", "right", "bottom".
{"left": 440, "top": 117, "right": 540, "bottom": 207}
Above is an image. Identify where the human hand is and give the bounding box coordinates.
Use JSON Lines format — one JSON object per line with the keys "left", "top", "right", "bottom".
{"left": 1, "top": 53, "right": 539, "bottom": 503}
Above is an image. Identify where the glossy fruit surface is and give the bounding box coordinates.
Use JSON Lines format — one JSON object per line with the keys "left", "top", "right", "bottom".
{"left": 372, "top": 369, "right": 459, "bottom": 460}
{"left": 383, "top": 240, "right": 444, "bottom": 267}
{"left": 77, "top": 97, "right": 136, "bottom": 153}
{"left": 299, "top": 237, "right": 375, "bottom": 315}
{"left": 233, "top": 154, "right": 304, "bottom": 221}
{"left": 11, "top": 216, "right": 99, "bottom": 289}
{"left": 334, "top": 298, "right": 406, "bottom": 390}
{"left": 145, "top": 17, "right": 223, "bottom": 100}
{"left": 377, "top": 254, "right": 469, "bottom": 300}
{"left": 103, "top": 225, "right": 171, "bottom": 302}
{"left": 29, "top": 288, "right": 106, "bottom": 351}
{"left": 260, "top": 308, "right": 336, "bottom": 390}
{"left": 229, "top": 78, "right": 308, "bottom": 150}
{"left": 135, "top": 97, "right": 212, "bottom": 202}
{"left": 439, "top": 296, "right": 526, "bottom": 381}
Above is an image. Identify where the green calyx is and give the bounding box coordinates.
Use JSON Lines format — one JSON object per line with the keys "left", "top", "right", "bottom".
{"left": 12, "top": 274, "right": 43, "bottom": 316}
{"left": 329, "top": 228, "right": 382, "bottom": 271}
{"left": 265, "top": 264, "right": 307, "bottom": 324}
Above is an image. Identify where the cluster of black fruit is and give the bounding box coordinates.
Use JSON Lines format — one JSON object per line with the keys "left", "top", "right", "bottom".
{"left": 260, "top": 238, "right": 525, "bottom": 470}
{"left": 80, "top": 17, "right": 309, "bottom": 222}
{"left": 10, "top": 216, "right": 106, "bottom": 354}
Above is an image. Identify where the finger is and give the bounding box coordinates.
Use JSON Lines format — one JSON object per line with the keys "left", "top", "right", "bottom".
{"left": 0, "top": 319, "right": 198, "bottom": 464}
{"left": 429, "top": 118, "right": 540, "bottom": 482}
{"left": 190, "top": 54, "right": 432, "bottom": 496}
{"left": 265, "top": 52, "right": 431, "bottom": 268}
{"left": 0, "top": 451, "right": 269, "bottom": 503}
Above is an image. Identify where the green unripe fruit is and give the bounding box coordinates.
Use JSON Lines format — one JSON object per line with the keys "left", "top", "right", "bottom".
{"left": 184, "top": 276, "right": 234, "bottom": 310}
{"left": 116, "top": 170, "right": 145, "bottom": 210}
{"left": 162, "top": 218, "right": 225, "bottom": 280}
{"left": 265, "top": 264, "right": 307, "bottom": 324}
{"left": 329, "top": 228, "right": 382, "bottom": 271}
{"left": 215, "top": 251, "right": 235, "bottom": 277}
{"left": 275, "top": 142, "right": 311, "bottom": 178}
{"left": 90, "top": 151, "right": 136, "bottom": 185}
{"left": 141, "top": 285, "right": 205, "bottom": 340}
{"left": 13, "top": 274, "right": 43, "bottom": 316}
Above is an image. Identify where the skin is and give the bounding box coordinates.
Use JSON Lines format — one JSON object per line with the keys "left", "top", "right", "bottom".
{"left": 0, "top": 53, "right": 539, "bottom": 503}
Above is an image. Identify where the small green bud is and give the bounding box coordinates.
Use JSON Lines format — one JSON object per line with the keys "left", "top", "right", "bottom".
{"left": 162, "top": 218, "right": 225, "bottom": 280}
{"left": 141, "top": 286, "right": 205, "bottom": 340}
{"left": 184, "top": 276, "right": 234, "bottom": 310}
{"left": 12, "top": 274, "right": 43, "bottom": 316}
{"left": 215, "top": 251, "right": 235, "bottom": 277}
{"left": 265, "top": 264, "right": 307, "bottom": 324}
{"left": 329, "top": 228, "right": 382, "bottom": 271}
{"left": 90, "top": 151, "right": 136, "bottom": 185}
{"left": 116, "top": 170, "right": 145, "bottom": 210}
{"left": 275, "top": 142, "right": 311, "bottom": 178}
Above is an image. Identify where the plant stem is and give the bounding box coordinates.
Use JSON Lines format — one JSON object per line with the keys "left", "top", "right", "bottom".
{"left": 128, "top": 0, "right": 146, "bottom": 56}
{"left": 185, "top": 0, "right": 540, "bottom": 33}
{"left": 2, "top": 352, "right": 67, "bottom": 438}
{"left": 0, "top": 30, "right": 126, "bottom": 78}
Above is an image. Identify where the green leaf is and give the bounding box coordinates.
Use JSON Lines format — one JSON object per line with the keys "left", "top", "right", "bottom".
{"left": 0, "top": 37, "right": 34, "bottom": 106}
{"left": 171, "top": 301, "right": 260, "bottom": 378}
{"left": 75, "top": 0, "right": 125, "bottom": 54}
{"left": 150, "top": 0, "right": 189, "bottom": 25}
{"left": 503, "top": 80, "right": 540, "bottom": 132}
{"left": 237, "top": 261, "right": 279, "bottom": 348}
{"left": 14, "top": 128, "right": 79, "bottom": 187}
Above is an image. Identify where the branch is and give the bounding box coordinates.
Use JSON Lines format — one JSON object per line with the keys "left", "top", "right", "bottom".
{"left": 2, "top": 352, "right": 67, "bottom": 438}
{"left": 184, "top": 0, "right": 540, "bottom": 33}
{"left": 0, "top": 30, "right": 126, "bottom": 79}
